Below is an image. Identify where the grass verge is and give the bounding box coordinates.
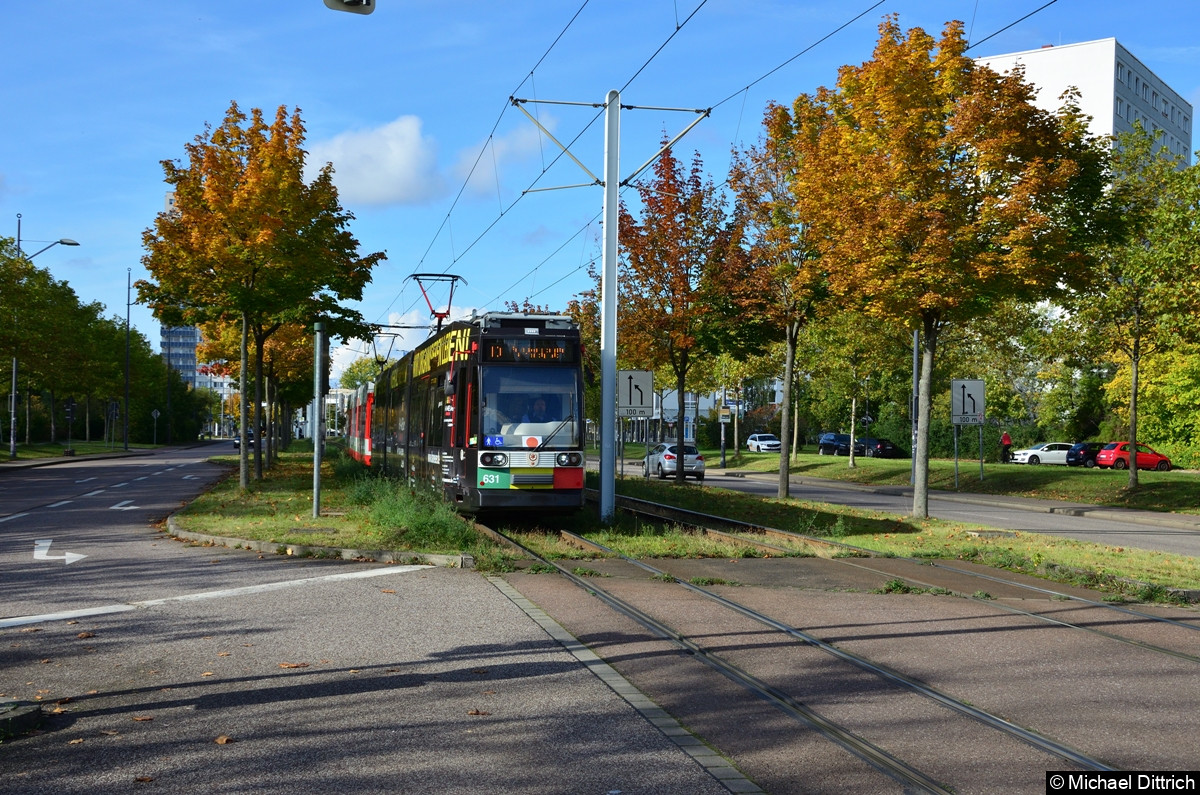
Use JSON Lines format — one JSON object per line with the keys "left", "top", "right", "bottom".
{"left": 604, "top": 475, "right": 1200, "bottom": 601}
{"left": 171, "top": 446, "right": 516, "bottom": 570}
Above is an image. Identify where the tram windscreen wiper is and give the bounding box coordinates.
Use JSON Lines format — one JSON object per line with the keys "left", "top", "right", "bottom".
{"left": 535, "top": 414, "right": 574, "bottom": 451}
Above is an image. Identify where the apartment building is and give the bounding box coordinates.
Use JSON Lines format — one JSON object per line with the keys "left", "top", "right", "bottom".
{"left": 975, "top": 38, "right": 1193, "bottom": 164}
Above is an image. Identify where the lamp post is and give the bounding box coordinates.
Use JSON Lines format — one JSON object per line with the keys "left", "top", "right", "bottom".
{"left": 10, "top": 215, "right": 80, "bottom": 459}
{"left": 124, "top": 268, "right": 131, "bottom": 450}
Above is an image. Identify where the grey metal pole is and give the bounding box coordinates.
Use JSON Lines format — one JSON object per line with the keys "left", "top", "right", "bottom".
{"left": 599, "top": 89, "right": 620, "bottom": 523}
{"left": 9, "top": 358, "right": 16, "bottom": 460}
{"left": 124, "top": 268, "right": 130, "bottom": 450}
{"left": 910, "top": 329, "right": 919, "bottom": 485}
{"left": 313, "top": 322, "right": 324, "bottom": 518}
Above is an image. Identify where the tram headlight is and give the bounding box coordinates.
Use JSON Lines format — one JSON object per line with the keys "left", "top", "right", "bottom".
{"left": 480, "top": 452, "right": 508, "bottom": 467}
{"left": 556, "top": 452, "right": 582, "bottom": 467}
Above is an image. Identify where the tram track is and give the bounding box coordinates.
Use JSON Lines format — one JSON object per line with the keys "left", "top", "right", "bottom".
{"left": 605, "top": 492, "right": 1200, "bottom": 664}
{"left": 480, "top": 520, "right": 1119, "bottom": 793}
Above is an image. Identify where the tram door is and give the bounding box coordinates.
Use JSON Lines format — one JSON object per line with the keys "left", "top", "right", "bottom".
{"left": 446, "top": 363, "right": 479, "bottom": 507}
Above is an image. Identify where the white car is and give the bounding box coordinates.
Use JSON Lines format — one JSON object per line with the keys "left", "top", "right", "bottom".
{"left": 643, "top": 443, "right": 705, "bottom": 481}
{"left": 746, "top": 433, "right": 782, "bottom": 452}
{"left": 1011, "top": 441, "right": 1072, "bottom": 465}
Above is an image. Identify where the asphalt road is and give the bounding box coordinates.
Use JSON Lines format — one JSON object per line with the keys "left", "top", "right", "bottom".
{"left": 1, "top": 447, "right": 730, "bottom": 794}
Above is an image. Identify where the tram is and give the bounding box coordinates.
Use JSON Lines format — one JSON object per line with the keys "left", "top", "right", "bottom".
{"left": 345, "top": 312, "right": 586, "bottom": 512}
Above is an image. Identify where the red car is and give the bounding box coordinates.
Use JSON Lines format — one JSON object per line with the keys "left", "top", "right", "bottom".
{"left": 1094, "top": 442, "right": 1171, "bottom": 471}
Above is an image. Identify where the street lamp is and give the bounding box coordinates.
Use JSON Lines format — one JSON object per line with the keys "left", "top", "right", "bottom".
{"left": 10, "top": 215, "right": 80, "bottom": 459}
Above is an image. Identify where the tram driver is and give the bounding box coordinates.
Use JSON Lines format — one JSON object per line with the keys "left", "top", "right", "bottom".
{"left": 522, "top": 397, "right": 554, "bottom": 423}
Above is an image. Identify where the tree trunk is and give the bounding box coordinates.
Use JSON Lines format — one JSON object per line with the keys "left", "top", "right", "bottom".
{"left": 675, "top": 368, "right": 687, "bottom": 485}
{"left": 848, "top": 394, "right": 858, "bottom": 469}
{"left": 913, "top": 318, "right": 938, "bottom": 518}
{"left": 1129, "top": 347, "right": 1140, "bottom": 489}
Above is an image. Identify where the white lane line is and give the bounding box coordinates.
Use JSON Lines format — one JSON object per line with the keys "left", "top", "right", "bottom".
{"left": 134, "top": 476, "right": 148, "bottom": 481}
{"left": 0, "top": 513, "right": 30, "bottom": 523}
{"left": 112, "top": 482, "right": 129, "bottom": 488}
{"left": 0, "top": 565, "right": 430, "bottom": 629}
{"left": 76, "top": 477, "right": 96, "bottom": 484}
{"left": 49, "top": 501, "right": 73, "bottom": 508}
{"left": 84, "top": 490, "right": 106, "bottom": 497}
{"left": 110, "top": 500, "right": 138, "bottom": 511}
{"left": 0, "top": 605, "right": 137, "bottom": 628}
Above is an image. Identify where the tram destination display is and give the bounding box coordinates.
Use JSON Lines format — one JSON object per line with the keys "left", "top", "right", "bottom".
{"left": 484, "top": 338, "right": 577, "bottom": 363}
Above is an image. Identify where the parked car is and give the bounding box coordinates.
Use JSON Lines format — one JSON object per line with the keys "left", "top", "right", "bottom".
{"left": 643, "top": 443, "right": 706, "bottom": 481}
{"left": 861, "top": 438, "right": 903, "bottom": 458}
{"left": 816, "top": 433, "right": 864, "bottom": 456}
{"left": 1011, "top": 441, "right": 1073, "bottom": 465}
{"left": 746, "top": 433, "right": 782, "bottom": 453}
{"left": 1095, "top": 441, "right": 1171, "bottom": 471}
{"left": 1066, "top": 441, "right": 1105, "bottom": 468}
{"left": 233, "top": 432, "right": 255, "bottom": 449}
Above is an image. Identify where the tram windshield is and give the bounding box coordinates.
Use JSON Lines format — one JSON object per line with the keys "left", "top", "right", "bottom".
{"left": 480, "top": 365, "right": 580, "bottom": 449}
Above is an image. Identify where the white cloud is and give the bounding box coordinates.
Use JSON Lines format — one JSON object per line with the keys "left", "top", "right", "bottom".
{"left": 452, "top": 115, "right": 558, "bottom": 198}
{"left": 308, "top": 116, "right": 444, "bottom": 206}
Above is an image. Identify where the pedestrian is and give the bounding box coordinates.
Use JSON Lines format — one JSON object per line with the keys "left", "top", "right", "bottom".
{"left": 1000, "top": 430, "right": 1012, "bottom": 463}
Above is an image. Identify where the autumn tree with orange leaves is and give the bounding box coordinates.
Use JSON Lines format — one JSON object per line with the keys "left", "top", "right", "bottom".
{"left": 619, "top": 144, "right": 744, "bottom": 483}
{"left": 769, "top": 17, "right": 1114, "bottom": 517}
{"left": 140, "top": 102, "right": 385, "bottom": 488}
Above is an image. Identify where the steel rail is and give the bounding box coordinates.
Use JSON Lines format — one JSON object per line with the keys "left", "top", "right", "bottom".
{"left": 602, "top": 490, "right": 1200, "bottom": 634}
{"left": 484, "top": 524, "right": 955, "bottom": 793}
{"left": 559, "top": 530, "right": 1114, "bottom": 772}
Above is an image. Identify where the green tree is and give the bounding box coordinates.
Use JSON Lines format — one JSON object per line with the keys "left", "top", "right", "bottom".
{"left": 1069, "top": 125, "right": 1200, "bottom": 487}
{"left": 770, "top": 18, "right": 1113, "bottom": 516}
{"left": 339, "top": 355, "right": 392, "bottom": 393}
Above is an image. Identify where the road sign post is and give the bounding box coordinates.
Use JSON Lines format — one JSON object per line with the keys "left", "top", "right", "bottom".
{"left": 951, "top": 379, "right": 986, "bottom": 484}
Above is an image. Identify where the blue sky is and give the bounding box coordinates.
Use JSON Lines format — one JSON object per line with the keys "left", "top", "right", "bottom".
{"left": 3, "top": 0, "right": 1197, "bottom": 383}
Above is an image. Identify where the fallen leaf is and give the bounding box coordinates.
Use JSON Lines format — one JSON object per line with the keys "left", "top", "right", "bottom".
{"left": 215, "top": 735, "right": 234, "bottom": 745}
{"left": 482, "top": 690, "right": 495, "bottom": 695}
{"left": 471, "top": 669, "right": 489, "bottom": 675}
{"left": 348, "top": 669, "right": 361, "bottom": 674}
{"left": 467, "top": 709, "right": 491, "bottom": 716}
{"left": 134, "top": 777, "right": 154, "bottom": 783}
{"left": 278, "top": 662, "right": 309, "bottom": 669}
{"left": 55, "top": 697, "right": 73, "bottom": 705}
{"left": 69, "top": 738, "right": 85, "bottom": 744}
{"left": 381, "top": 589, "right": 396, "bottom": 594}
{"left": 218, "top": 652, "right": 231, "bottom": 657}
{"left": 77, "top": 632, "right": 95, "bottom": 639}
{"left": 201, "top": 672, "right": 214, "bottom": 677}
{"left": 101, "top": 730, "right": 120, "bottom": 736}
{"left": 132, "top": 716, "right": 153, "bottom": 722}
{"left": 40, "top": 659, "right": 51, "bottom": 664}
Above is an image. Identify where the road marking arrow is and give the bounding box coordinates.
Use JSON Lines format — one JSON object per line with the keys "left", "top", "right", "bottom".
{"left": 110, "top": 500, "right": 139, "bottom": 511}
{"left": 33, "top": 539, "right": 87, "bottom": 566}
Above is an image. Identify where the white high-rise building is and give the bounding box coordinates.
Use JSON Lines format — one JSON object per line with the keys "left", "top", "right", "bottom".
{"left": 976, "top": 38, "right": 1193, "bottom": 165}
